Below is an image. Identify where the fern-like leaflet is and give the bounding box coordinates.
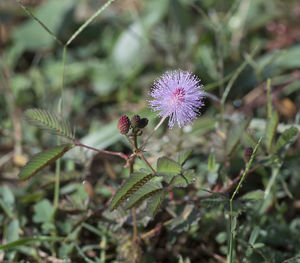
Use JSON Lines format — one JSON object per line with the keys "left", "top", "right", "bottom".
{"left": 25, "top": 109, "right": 75, "bottom": 141}
{"left": 19, "top": 144, "right": 74, "bottom": 180}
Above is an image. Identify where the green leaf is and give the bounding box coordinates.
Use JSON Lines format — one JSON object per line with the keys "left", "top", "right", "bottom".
{"left": 275, "top": 126, "right": 298, "bottom": 152}
{"left": 240, "top": 190, "right": 264, "bottom": 200}
{"left": 176, "top": 150, "right": 192, "bottom": 165}
{"left": 249, "top": 226, "right": 260, "bottom": 245}
{"left": 1, "top": 186, "right": 15, "bottom": 212}
{"left": 216, "top": 232, "right": 227, "bottom": 244}
{"left": 109, "top": 172, "right": 155, "bottom": 211}
{"left": 157, "top": 157, "right": 181, "bottom": 175}
{"left": 208, "top": 151, "right": 216, "bottom": 173}
{"left": 157, "top": 157, "right": 181, "bottom": 183}
{"left": 125, "top": 182, "right": 163, "bottom": 210}
{"left": 112, "top": 22, "right": 149, "bottom": 76}
{"left": 33, "top": 199, "right": 55, "bottom": 223}
{"left": 265, "top": 111, "right": 279, "bottom": 153}
{"left": 169, "top": 205, "right": 200, "bottom": 233}
{"left": 253, "top": 243, "right": 265, "bottom": 249}
{"left": 7, "top": 220, "right": 19, "bottom": 243}
{"left": 25, "top": 109, "right": 75, "bottom": 140}
{"left": 200, "top": 193, "right": 228, "bottom": 209}
{"left": 146, "top": 190, "right": 166, "bottom": 216}
{"left": 170, "top": 169, "right": 196, "bottom": 188}
{"left": 18, "top": 144, "right": 73, "bottom": 180}
{"left": 0, "top": 236, "right": 64, "bottom": 250}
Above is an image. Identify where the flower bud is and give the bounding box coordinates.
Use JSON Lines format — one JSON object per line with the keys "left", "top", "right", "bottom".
{"left": 244, "top": 147, "right": 253, "bottom": 163}
{"left": 118, "top": 115, "right": 130, "bottom": 134}
{"left": 137, "top": 118, "right": 149, "bottom": 128}
{"left": 131, "top": 115, "right": 141, "bottom": 128}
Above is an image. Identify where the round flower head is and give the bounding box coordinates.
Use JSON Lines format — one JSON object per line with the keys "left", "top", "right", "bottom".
{"left": 149, "top": 70, "right": 205, "bottom": 128}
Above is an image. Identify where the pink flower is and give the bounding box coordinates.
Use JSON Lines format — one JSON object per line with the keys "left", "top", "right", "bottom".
{"left": 149, "top": 70, "right": 205, "bottom": 128}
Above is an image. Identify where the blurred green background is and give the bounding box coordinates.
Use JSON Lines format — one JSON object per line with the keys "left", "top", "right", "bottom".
{"left": 1, "top": 0, "right": 300, "bottom": 262}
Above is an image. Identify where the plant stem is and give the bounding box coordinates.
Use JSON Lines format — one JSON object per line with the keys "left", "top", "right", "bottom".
{"left": 75, "top": 141, "right": 129, "bottom": 162}
{"left": 66, "top": 0, "right": 116, "bottom": 46}
{"left": 17, "top": 1, "right": 64, "bottom": 46}
{"left": 228, "top": 137, "right": 262, "bottom": 263}
{"left": 129, "top": 150, "right": 138, "bottom": 243}
{"left": 266, "top": 78, "right": 272, "bottom": 119}
{"left": 139, "top": 152, "right": 156, "bottom": 174}
{"left": 141, "top": 116, "right": 167, "bottom": 149}
{"left": 53, "top": 47, "right": 67, "bottom": 212}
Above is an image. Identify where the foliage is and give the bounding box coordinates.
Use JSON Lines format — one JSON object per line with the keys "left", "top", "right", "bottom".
{"left": 1, "top": 0, "right": 300, "bottom": 262}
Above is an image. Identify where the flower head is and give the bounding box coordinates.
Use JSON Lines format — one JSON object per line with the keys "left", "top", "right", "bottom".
{"left": 118, "top": 115, "right": 131, "bottom": 134}
{"left": 149, "top": 70, "right": 205, "bottom": 128}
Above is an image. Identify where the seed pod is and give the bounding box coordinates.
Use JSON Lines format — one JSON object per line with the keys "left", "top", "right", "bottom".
{"left": 244, "top": 147, "right": 253, "bottom": 163}
{"left": 118, "top": 115, "right": 130, "bottom": 134}
{"left": 131, "top": 115, "right": 141, "bottom": 128}
{"left": 137, "top": 118, "right": 149, "bottom": 128}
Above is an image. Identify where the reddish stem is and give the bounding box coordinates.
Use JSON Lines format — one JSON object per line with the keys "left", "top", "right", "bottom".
{"left": 138, "top": 152, "right": 156, "bottom": 174}
{"left": 75, "top": 141, "right": 129, "bottom": 162}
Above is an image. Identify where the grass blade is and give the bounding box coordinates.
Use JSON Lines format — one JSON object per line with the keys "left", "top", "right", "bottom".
{"left": 0, "top": 236, "right": 64, "bottom": 250}
{"left": 265, "top": 111, "right": 279, "bottom": 153}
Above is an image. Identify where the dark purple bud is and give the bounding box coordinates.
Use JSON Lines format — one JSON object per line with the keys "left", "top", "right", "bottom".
{"left": 137, "top": 118, "right": 149, "bottom": 128}
{"left": 244, "top": 147, "right": 253, "bottom": 163}
{"left": 118, "top": 115, "right": 130, "bottom": 134}
{"left": 131, "top": 115, "right": 141, "bottom": 128}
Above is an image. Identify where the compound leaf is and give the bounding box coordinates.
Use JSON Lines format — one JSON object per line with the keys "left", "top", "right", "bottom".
{"left": 176, "top": 150, "right": 192, "bottom": 165}
{"left": 109, "top": 172, "right": 155, "bottom": 211}
{"left": 19, "top": 144, "right": 74, "bottom": 180}
{"left": 25, "top": 108, "right": 75, "bottom": 140}
{"left": 125, "top": 182, "right": 163, "bottom": 210}
{"left": 276, "top": 126, "right": 298, "bottom": 152}
{"left": 170, "top": 169, "right": 196, "bottom": 188}
{"left": 146, "top": 189, "right": 166, "bottom": 216}
{"left": 157, "top": 156, "right": 181, "bottom": 183}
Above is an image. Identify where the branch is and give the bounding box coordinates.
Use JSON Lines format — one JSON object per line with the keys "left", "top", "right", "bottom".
{"left": 75, "top": 141, "right": 129, "bottom": 163}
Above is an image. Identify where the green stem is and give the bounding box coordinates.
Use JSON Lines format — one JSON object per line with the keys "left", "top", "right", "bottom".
{"left": 66, "top": 0, "right": 116, "bottom": 46}
{"left": 17, "top": 1, "right": 63, "bottom": 46}
{"left": 228, "top": 137, "right": 262, "bottom": 263}
{"left": 266, "top": 78, "right": 272, "bottom": 120}
{"left": 53, "top": 46, "right": 67, "bottom": 212}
